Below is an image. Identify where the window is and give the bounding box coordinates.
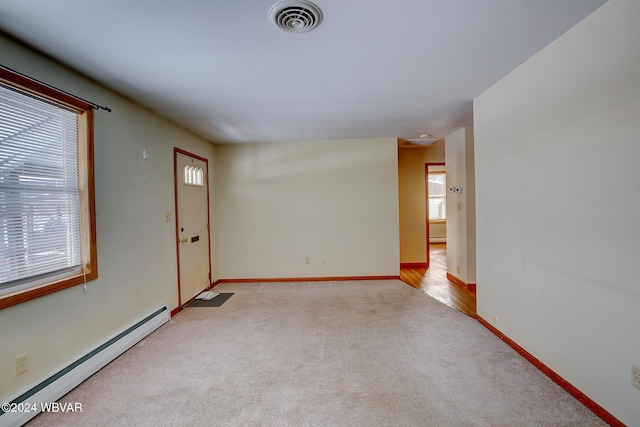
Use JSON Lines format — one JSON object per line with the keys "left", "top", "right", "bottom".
{"left": 0, "top": 69, "right": 97, "bottom": 309}
{"left": 428, "top": 172, "right": 446, "bottom": 221}
{"left": 184, "top": 165, "right": 204, "bottom": 186}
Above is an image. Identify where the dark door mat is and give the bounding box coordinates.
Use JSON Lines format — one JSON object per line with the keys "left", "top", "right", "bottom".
{"left": 187, "top": 293, "right": 234, "bottom": 308}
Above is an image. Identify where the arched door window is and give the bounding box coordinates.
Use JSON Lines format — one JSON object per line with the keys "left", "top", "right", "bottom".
{"left": 184, "top": 165, "right": 204, "bottom": 186}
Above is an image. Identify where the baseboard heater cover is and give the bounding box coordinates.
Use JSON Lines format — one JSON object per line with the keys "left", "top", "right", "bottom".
{"left": 0, "top": 306, "right": 170, "bottom": 427}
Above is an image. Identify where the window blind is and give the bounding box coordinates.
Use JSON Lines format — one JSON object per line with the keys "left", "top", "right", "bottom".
{"left": 0, "top": 83, "right": 83, "bottom": 290}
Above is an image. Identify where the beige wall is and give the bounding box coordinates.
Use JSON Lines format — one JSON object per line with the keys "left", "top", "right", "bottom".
{"left": 474, "top": 0, "right": 639, "bottom": 424}
{"left": 214, "top": 138, "right": 400, "bottom": 279}
{"left": 0, "top": 35, "right": 217, "bottom": 402}
{"left": 445, "top": 128, "right": 476, "bottom": 284}
{"left": 398, "top": 146, "right": 445, "bottom": 264}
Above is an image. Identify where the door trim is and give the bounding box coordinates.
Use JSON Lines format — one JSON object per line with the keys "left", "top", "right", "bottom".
{"left": 173, "top": 147, "right": 212, "bottom": 309}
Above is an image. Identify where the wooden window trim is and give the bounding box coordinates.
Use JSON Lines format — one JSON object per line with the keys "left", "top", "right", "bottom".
{"left": 0, "top": 70, "right": 97, "bottom": 310}
{"left": 0, "top": 68, "right": 91, "bottom": 111}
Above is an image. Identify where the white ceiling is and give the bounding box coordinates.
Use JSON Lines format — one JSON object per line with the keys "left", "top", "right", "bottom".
{"left": 0, "top": 0, "right": 607, "bottom": 144}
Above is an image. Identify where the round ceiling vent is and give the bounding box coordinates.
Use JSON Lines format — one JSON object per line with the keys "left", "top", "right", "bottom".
{"left": 269, "top": 0, "right": 323, "bottom": 33}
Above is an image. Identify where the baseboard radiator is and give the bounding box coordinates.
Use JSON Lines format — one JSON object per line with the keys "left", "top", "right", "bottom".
{"left": 0, "top": 306, "right": 170, "bottom": 427}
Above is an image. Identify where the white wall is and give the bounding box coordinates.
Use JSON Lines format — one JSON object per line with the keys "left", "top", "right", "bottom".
{"left": 0, "top": 35, "right": 217, "bottom": 402}
{"left": 215, "top": 138, "right": 399, "bottom": 279}
{"left": 474, "top": 0, "right": 640, "bottom": 424}
{"left": 445, "top": 128, "right": 476, "bottom": 284}
{"left": 398, "top": 146, "right": 445, "bottom": 263}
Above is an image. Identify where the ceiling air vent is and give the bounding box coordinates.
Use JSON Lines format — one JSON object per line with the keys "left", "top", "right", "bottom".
{"left": 269, "top": 0, "right": 323, "bottom": 33}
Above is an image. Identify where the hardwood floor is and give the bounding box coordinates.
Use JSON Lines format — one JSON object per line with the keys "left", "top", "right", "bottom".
{"left": 400, "top": 243, "right": 476, "bottom": 317}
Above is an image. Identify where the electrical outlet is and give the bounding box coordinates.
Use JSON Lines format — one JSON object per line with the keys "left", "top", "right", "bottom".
{"left": 15, "top": 353, "right": 28, "bottom": 376}
{"left": 305, "top": 257, "right": 310, "bottom": 265}
{"left": 322, "top": 256, "right": 326, "bottom": 264}
{"left": 456, "top": 265, "right": 460, "bottom": 274}
{"left": 632, "top": 365, "right": 640, "bottom": 390}
{"left": 492, "top": 315, "right": 498, "bottom": 324}
{"left": 165, "top": 212, "right": 171, "bottom": 222}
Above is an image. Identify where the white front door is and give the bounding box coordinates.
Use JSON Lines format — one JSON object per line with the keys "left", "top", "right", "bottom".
{"left": 175, "top": 150, "right": 211, "bottom": 306}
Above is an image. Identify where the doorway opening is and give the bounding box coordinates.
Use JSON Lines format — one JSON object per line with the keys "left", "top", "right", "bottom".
{"left": 425, "top": 162, "right": 446, "bottom": 266}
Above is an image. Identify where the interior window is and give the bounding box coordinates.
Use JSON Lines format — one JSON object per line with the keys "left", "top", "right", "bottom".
{"left": 0, "top": 70, "right": 97, "bottom": 309}
{"left": 428, "top": 171, "right": 446, "bottom": 221}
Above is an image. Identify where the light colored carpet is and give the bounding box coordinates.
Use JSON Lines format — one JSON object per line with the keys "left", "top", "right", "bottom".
{"left": 27, "top": 280, "right": 605, "bottom": 426}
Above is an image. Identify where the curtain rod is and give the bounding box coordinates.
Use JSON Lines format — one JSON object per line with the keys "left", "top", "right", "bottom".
{"left": 0, "top": 64, "right": 111, "bottom": 112}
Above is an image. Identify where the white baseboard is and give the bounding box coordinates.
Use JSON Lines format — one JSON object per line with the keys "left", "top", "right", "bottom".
{"left": 0, "top": 306, "right": 170, "bottom": 427}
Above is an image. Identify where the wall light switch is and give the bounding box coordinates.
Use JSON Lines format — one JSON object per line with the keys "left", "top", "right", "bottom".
{"left": 165, "top": 212, "right": 171, "bottom": 222}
